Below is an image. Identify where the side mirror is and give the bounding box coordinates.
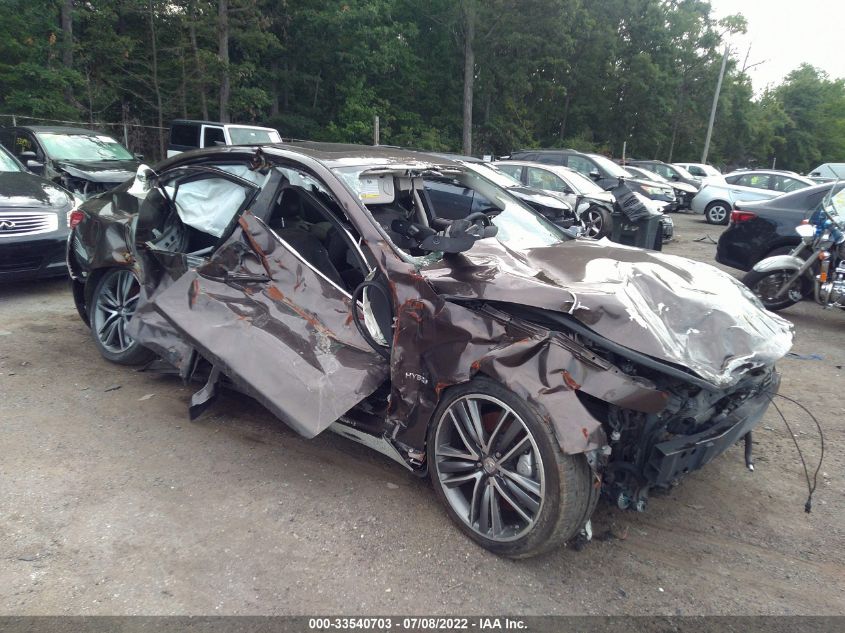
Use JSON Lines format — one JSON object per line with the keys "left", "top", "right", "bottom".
{"left": 588, "top": 170, "right": 601, "bottom": 181}
{"left": 671, "top": 174, "right": 680, "bottom": 181}
{"left": 811, "top": 172, "right": 820, "bottom": 177}
{"left": 134, "top": 153, "right": 145, "bottom": 161}
{"left": 26, "top": 159, "right": 45, "bottom": 174}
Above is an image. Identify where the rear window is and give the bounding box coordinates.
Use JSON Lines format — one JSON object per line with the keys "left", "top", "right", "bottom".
{"left": 170, "top": 123, "right": 200, "bottom": 148}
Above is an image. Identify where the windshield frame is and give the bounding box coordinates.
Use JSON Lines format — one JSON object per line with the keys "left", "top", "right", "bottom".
{"left": 35, "top": 132, "right": 135, "bottom": 162}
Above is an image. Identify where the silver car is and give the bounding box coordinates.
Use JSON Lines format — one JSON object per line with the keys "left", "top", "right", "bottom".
{"left": 691, "top": 169, "right": 815, "bottom": 224}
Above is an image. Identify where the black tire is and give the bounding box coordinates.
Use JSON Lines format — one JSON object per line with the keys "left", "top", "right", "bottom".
{"left": 704, "top": 200, "right": 731, "bottom": 225}
{"left": 89, "top": 268, "right": 155, "bottom": 365}
{"left": 427, "top": 376, "right": 598, "bottom": 558}
{"left": 742, "top": 268, "right": 807, "bottom": 311}
{"left": 581, "top": 205, "right": 612, "bottom": 239}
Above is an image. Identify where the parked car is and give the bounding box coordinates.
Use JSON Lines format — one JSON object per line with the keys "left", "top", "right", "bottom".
{"left": 424, "top": 154, "right": 580, "bottom": 232}
{"left": 723, "top": 170, "right": 813, "bottom": 193}
{"left": 623, "top": 165, "right": 698, "bottom": 210}
{"left": 807, "top": 163, "right": 845, "bottom": 183}
{"left": 627, "top": 159, "right": 701, "bottom": 188}
{"left": 494, "top": 160, "right": 673, "bottom": 241}
{"left": 506, "top": 148, "right": 678, "bottom": 209}
{"left": 716, "top": 182, "right": 842, "bottom": 271}
{"left": 673, "top": 162, "right": 721, "bottom": 179}
{"left": 0, "top": 143, "right": 75, "bottom": 281}
{"left": 692, "top": 170, "right": 816, "bottom": 225}
{"left": 67, "top": 142, "right": 792, "bottom": 558}
{"left": 0, "top": 126, "right": 139, "bottom": 200}
{"left": 168, "top": 119, "right": 282, "bottom": 157}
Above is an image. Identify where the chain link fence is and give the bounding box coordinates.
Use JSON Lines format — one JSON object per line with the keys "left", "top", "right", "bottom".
{"left": 0, "top": 114, "right": 167, "bottom": 163}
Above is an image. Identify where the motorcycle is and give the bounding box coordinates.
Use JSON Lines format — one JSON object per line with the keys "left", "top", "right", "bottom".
{"left": 743, "top": 184, "right": 845, "bottom": 311}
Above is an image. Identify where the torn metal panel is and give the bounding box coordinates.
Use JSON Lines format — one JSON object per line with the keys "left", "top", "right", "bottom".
{"left": 381, "top": 261, "right": 665, "bottom": 454}
{"left": 135, "top": 211, "right": 389, "bottom": 438}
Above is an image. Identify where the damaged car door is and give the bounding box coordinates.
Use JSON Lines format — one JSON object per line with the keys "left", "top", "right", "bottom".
{"left": 133, "top": 168, "right": 390, "bottom": 438}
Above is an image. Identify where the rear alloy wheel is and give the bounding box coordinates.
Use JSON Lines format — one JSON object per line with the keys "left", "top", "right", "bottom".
{"left": 704, "top": 200, "right": 731, "bottom": 225}
{"left": 581, "top": 205, "right": 612, "bottom": 238}
{"left": 428, "top": 378, "right": 597, "bottom": 558}
{"left": 90, "top": 268, "right": 154, "bottom": 365}
{"left": 742, "top": 268, "right": 806, "bottom": 311}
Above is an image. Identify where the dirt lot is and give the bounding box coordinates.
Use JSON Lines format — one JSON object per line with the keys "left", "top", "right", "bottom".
{"left": 1, "top": 212, "right": 842, "bottom": 615}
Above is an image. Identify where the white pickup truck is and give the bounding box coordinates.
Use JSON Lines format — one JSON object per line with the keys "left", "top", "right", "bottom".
{"left": 690, "top": 169, "right": 815, "bottom": 224}
{"left": 167, "top": 119, "right": 282, "bottom": 158}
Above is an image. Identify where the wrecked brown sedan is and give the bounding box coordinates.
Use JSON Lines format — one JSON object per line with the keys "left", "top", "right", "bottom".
{"left": 67, "top": 143, "right": 793, "bottom": 557}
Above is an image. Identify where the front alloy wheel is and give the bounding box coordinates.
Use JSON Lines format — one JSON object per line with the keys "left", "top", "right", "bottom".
{"left": 428, "top": 378, "right": 597, "bottom": 558}
{"left": 582, "top": 205, "right": 611, "bottom": 238}
{"left": 90, "top": 268, "right": 154, "bottom": 365}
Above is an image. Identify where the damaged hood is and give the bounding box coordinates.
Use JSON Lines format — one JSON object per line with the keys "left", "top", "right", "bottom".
{"left": 54, "top": 159, "right": 138, "bottom": 183}
{"left": 420, "top": 238, "right": 793, "bottom": 388}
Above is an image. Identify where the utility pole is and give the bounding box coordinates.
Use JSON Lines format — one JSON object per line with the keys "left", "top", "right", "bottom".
{"left": 701, "top": 46, "right": 729, "bottom": 165}
{"left": 373, "top": 116, "right": 380, "bottom": 146}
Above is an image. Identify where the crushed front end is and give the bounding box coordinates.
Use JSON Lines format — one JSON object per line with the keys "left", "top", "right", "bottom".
{"left": 584, "top": 359, "right": 779, "bottom": 510}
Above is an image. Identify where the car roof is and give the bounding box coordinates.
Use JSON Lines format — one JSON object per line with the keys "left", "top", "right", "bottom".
{"left": 170, "top": 119, "right": 276, "bottom": 130}
{"left": 512, "top": 148, "right": 578, "bottom": 154}
{"left": 494, "top": 160, "right": 584, "bottom": 177}
{"left": 277, "top": 141, "right": 463, "bottom": 169}
{"left": 726, "top": 169, "right": 805, "bottom": 177}
{"left": 13, "top": 125, "right": 105, "bottom": 135}
{"left": 157, "top": 142, "right": 463, "bottom": 172}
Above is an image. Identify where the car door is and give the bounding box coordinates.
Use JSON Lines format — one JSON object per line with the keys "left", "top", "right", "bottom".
{"left": 134, "top": 168, "right": 389, "bottom": 438}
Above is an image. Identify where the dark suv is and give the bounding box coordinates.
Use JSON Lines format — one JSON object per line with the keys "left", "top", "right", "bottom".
{"left": 507, "top": 149, "right": 677, "bottom": 209}
{"left": 0, "top": 126, "right": 139, "bottom": 200}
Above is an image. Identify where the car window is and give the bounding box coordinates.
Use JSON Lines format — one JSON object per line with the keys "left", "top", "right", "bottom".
{"left": 496, "top": 163, "right": 523, "bottom": 181}
{"left": 686, "top": 165, "right": 704, "bottom": 177}
{"left": 202, "top": 126, "right": 226, "bottom": 147}
{"left": 534, "top": 153, "right": 562, "bottom": 165}
{"left": 227, "top": 127, "right": 279, "bottom": 144}
{"left": 566, "top": 155, "right": 594, "bottom": 175}
{"left": 527, "top": 167, "right": 568, "bottom": 193}
{"left": 13, "top": 131, "right": 38, "bottom": 158}
{"left": 36, "top": 132, "right": 133, "bottom": 161}
{"left": 654, "top": 164, "right": 674, "bottom": 179}
{"left": 771, "top": 175, "right": 807, "bottom": 193}
{"left": 170, "top": 123, "right": 200, "bottom": 148}
{"left": 735, "top": 173, "right": 771, "bottom": 189}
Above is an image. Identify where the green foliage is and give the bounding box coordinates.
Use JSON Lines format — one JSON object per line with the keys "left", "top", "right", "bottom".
{"left": 1, "top": 0, "right": 842, "bottom": 169}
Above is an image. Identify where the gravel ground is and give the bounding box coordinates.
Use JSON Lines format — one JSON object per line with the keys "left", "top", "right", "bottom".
{"left": 0, "top": 212, "right": 842, "bottom": 615}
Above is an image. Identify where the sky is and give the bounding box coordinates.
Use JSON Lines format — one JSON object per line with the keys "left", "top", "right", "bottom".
{"left": 708, "top": 0, "right": 845, "bottom": 93}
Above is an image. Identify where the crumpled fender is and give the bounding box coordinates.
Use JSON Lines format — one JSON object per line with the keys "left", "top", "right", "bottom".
{"left": 383, "top": 259, "right": 667, "bottom": 456}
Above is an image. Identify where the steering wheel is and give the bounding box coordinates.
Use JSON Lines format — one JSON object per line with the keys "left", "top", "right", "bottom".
{"left": 464, "top": 211, "right": 492, "bottom": 227}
